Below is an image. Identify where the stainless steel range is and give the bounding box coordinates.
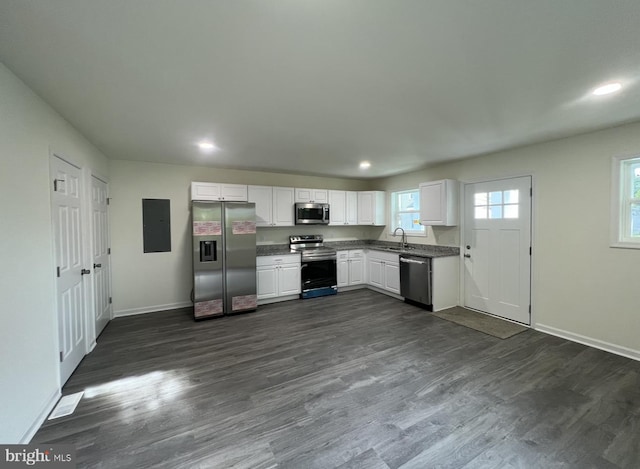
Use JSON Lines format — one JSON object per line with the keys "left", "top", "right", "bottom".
{"left": 289, "top": 235, "right": 337, "bottom": 299}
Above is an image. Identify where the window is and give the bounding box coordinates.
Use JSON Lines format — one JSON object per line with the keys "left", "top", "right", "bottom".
{"left": 473, "top": 189, "right": 519, "bottom": 219}
{"left": 390, "top": 189, "right": 425, "bottom": 235}
{"left": 612, "top": 155, "right": 640, "bottom": 248}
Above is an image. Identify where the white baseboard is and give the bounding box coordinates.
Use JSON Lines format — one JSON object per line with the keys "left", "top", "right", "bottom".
{"left": 114, "top": 301, "right": 192, "bottom": 318}
{"left": 21, "top": 388, "right": 61, "bottom": 443}
{"left": 535, "top": 323, "right": 640, "bottom": 362}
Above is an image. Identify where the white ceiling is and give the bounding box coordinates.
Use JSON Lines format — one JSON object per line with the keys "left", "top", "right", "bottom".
{"left": 1, "top": 1, "right": 640, "bottom": 179}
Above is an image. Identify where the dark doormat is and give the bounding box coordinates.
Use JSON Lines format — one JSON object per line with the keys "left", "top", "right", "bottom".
{"left": 431, "top": 306, "right": 528, "bottom": 339}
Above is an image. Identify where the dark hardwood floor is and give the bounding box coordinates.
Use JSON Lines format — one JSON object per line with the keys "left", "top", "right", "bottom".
{"left": 34, "top": 290, "right": 640, "bottom": 468}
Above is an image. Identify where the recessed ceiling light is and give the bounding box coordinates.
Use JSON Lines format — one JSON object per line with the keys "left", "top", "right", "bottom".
{"left": 359, "top": 161, "right": 371, "bottom": 170}
{"left": 197, "top": 141, "right": 217, "bottom": 152}
{"left": 592, "top": 82, "right": 622, "bottom": 96}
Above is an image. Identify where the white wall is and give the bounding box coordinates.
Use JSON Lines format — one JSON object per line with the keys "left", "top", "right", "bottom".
{"left": 108, "top": 160, "right": 373, "bottom": 316}
{"left": 0, "top": 63, "right": 109, "bottom": 443}
{"left": 375, "top": 121, "right": 640, "bottom": 357}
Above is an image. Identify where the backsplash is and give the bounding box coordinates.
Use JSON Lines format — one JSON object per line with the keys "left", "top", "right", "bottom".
{"left": 377, "top": 225, "right": 460, "bottom": 247}
{"left": 257, "top": 224, "right": 460, "bottom": 248}
{"left": 256, "top": 225, "right": 384, "bottom": 245}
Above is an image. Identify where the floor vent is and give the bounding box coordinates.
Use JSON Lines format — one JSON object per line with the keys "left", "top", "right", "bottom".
{"left": 48, "top": 391, "right": 84, "bottom": 420}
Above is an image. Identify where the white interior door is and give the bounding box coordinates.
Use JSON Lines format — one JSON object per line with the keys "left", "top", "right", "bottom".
{"left": 92, "top": 176, "right": 111, "bottom": 337}
{"left": 51, "top": 155, "right": 86, "bottom": 385}
{"left": 463, "top": 176, "right": 531, "bottom": 324}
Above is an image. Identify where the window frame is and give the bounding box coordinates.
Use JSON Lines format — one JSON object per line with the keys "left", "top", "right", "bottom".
{"left": 389, "top": 188, "right": 426, "bottom": 236}
{"left": 472, "top": 189, "right": 521, "bottom": 220}
{"left": 611, "top": 154, "right": 640, "bottom": 249}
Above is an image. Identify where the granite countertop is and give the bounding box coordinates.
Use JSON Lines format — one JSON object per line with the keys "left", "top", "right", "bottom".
{"left": 327, "top": 240, "right": 459, "bottom": 258}
{"left": 256, "top": 244, "right": 296, "bottom": 256}
{"left": 257, "top": 240, "right": 459, "bottom": 258}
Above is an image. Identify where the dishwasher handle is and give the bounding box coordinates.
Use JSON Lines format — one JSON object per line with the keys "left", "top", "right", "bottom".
{"left": 400, "top": 257, "right": 427, "bottom": 265}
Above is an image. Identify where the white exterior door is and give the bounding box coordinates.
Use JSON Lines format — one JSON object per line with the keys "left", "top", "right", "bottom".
{"left": 463, "top": 176, "right": 532, "bottom": 324}
{"left": 91, "top": 176, "right": 111, "bottom": 337}
{"left": 51, "top": 156, "right": 86, "bottom": 385}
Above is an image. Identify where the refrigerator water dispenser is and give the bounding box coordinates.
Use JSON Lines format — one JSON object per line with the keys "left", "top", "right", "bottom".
{"left": 200, "top": 240, "right": 216, "bottom": 262}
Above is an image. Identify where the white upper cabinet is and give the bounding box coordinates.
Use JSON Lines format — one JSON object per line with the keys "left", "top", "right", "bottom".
{"left": 191, "top": 182, "right": 248, "bottom": 201}
{"left": 328, "top": 190, "right": 358, "bottom": 225}
{"left": 248, "top": 185, "right": 294, "bottom": 227}
{"left": 357, "top": 191, "right": 385, "bottom": 226}
{"left": 328, "top": 190, "right": 346, "bottom": 225}
{"left": 419, "top": 179, "right": 459, "bottom": 226}
{"left": 272, "top": 187, "right": 295, "bottom": 226}
{"left": 346, "top": 191, "right": 358, "bottom": 225}
{"left": 247, "top": 185, "right": 273, "bottom": 226}
{"left": 295, "top": 188, "right": 329, "bottom": 203}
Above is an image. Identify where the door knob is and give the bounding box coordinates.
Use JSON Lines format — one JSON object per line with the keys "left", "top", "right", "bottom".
{"left": 464, "top": 254, "right": 471, "bottom": 258}
{"left": 81, "top": 269, "right": 91, "bottom": 275}
{"left": 94, "top": 263, "right": 102, "bottom": 268}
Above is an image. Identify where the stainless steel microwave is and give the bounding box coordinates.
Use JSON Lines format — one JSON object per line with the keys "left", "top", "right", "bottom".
{"left": 295, "top": 203, "right": 330, "bottom": 225}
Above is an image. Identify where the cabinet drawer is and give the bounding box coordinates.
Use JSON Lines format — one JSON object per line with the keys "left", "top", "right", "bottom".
{"left": 257, "top": 254, "right": 300, "bottom": 267}
{"left": 366, "top": 250, "right": 399, "bottom": 264}
{"left": 349, "top": 250, "right": 364, "bottom": 259}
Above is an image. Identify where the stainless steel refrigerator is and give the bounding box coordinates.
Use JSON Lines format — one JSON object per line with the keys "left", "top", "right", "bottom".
{"left": 192, "top": 201, "right": 257, "bottom": 319}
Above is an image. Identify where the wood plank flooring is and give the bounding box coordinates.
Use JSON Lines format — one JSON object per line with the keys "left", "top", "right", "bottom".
{"left": 34, "top": 290, "right": 640, "bottom": 468}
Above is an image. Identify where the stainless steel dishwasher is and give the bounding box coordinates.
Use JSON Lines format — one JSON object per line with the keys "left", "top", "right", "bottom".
{"left": 400, "top": 254, "right": 432, "bottom": 309}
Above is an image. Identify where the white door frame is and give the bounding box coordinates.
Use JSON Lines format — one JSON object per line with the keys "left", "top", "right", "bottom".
{"left": 458, "top": 173, "right": 536, "bottom": 325}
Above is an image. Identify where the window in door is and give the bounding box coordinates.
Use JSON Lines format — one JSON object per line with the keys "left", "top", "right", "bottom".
{"left": 473, "top": 189, "right": 519, "bottom": 220}
{"left": 612, "top": 155, "right": 640, "bottom": 248}
{"left": 390, "top": 189, "right": 425, "bottom": 235}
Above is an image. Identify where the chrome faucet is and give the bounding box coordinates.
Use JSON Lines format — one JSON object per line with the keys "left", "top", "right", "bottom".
{"left": 392, "top": 227, "right": 408, "bottom": 249}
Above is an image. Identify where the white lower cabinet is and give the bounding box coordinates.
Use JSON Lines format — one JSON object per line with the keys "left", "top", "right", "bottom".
{"left": 366, "top": 250, "right": 400, "bottom": 295}
{"left": 384, "top": 261, "right": 400, "bottom": 293}
{"left": 257, "top": 255, "right": 301, "bottom": 304}
{"left": 431, "top": 256, "right": 459, "bottom": 311}
{"left": 337, "top": 250, "right": 365, "bottom": 288}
